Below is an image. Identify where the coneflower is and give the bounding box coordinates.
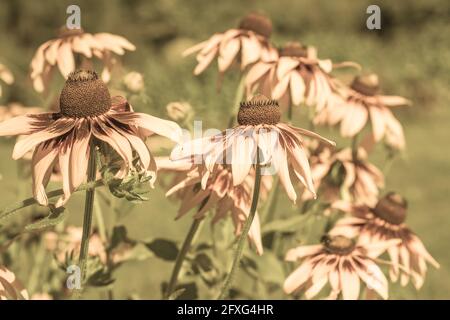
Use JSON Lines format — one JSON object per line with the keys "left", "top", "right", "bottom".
{"left": 30, "top": 26, "right": 135, "bottom": 92}
{"left": 314, "top": 74, "right": 411, "bottom": 149}
{"left": 330, "top": 193, "right": 439, "bottom": 289}
{"left": 0, "top": 69, "right": 181, "bottom": 287}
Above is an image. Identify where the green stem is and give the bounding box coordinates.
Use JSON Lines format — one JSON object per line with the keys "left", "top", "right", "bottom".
{"left": 77, "top": 143, "right": 97, "bottom": 289}
{"left": 218, "top": 156, "right": 261, "bottom": 299}
{"left": 0, "top": 180, "right": 103, "bottom": 222}
{"left": 94, "top": 197, "right": 107, "bottom": 243}
{"left": 164, "top": 217, "right": 203, "bottom": 299}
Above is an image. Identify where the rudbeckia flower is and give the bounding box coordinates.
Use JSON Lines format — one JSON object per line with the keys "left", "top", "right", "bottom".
{"left": 284, "top": 235, "right": 399, "bottom": 300}
{"left": 330, "top": 193, "right": 439, "bottom": 289}
{"left": 171, "top": 94, "right": 335, "bottom": 203}
{"left": 0, "top": 69, "right": 182, "bottom": 207}
{"left": 30, "top": 27, "right": 135, "bottom": 92}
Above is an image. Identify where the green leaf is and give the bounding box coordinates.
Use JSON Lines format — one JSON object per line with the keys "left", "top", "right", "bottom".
{"left": 25, "top": 205, "right": 67, "bottom": 231}
{"left": 145, "top": 238, "right": 179, "bottom": 261}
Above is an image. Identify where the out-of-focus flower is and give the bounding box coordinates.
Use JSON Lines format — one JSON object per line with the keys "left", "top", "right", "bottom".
{"left": 246, "top": 42, "right": 359, "bottom": 110}
{"left": 0, "top": 266, "right": 29, "bottom": 300}
{"left": 123, "top": 71, "right": 144, "bottom": 93}
{"left": 304, "top": 142, "right": 384, "bottom": 207}
{"left": 183, "top": 13, "right": 277, "bottom": 78}
{"left": 0, "top": 63, "right": 14, "bottom": 97}
{"left": 314, "top": 74, "right": 411, "bottom": 149}
{"left": 0, "top": 103, "right": 43, "bottom": 123}
{"left": 159, "top": 159, "right": 272, "bottom": 255}
{"left": 30, "top": 27, "right": 135, "bottom": 92}
{"left": 330, "top": 193, "right": 439, "bottom": 289}
{"left": 0, "top": 70, "right": 182, "bottom": 207}
{"left": 284, "top": 235, "right": 399, "bottom": 300}
{"left": 31, "top": 292, "right": 53, "bottom": 300}
{"left": 166, "top": 101, "right": 193, "bottom": 123}
{"left": 171, "top": 95, "right": 335, "bottom": 203}
{"left": 45, "top": 226, "right": 107, "bottom": 264}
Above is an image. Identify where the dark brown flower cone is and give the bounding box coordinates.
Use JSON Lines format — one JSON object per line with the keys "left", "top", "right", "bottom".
{"left": 237, "top": 94, "right": 280, "bottom": 126}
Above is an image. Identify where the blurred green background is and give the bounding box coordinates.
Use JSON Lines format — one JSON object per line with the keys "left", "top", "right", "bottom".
{"left": 0, "top": 0, "right": 448, "bottom": 299}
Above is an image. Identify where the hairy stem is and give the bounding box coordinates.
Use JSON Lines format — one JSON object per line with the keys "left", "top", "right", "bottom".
{"left": 165, "top": 217, "right": 203, "bottom": 299}
{"left": 0, "top": 180, "right": 103, "bottom": 222}
{"left": 77, "top": 143, "right": 97, "bottom": 289}
{"left": 218, "top": 155, "right": 261, "bottom": 299}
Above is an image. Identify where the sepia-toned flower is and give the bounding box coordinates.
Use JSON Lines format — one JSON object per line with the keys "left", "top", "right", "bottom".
{"left": 183, "top": 13, "right": 277, "bottom": 78}
{"left": 314, "top": 74, "right": 410, "bottom": 149}
{"left": 330, "top": 193, "right": 440, "bottom": 289}
{"left": 159, "top": 159, "right": 272, "bottom": 255}
{"left": 30, "top": 27, "right": 135, "bottom": 92}
{"left": 246, "top": 42, "right": 359, "bottom": 110}
{"left": 303, "top": 142, "right": 384, "bottom": 206}
{"left": 171, "top": 95, "right": 335, "bottom": 203}
{"left": 0, "top": 69, "right": 182, "bottom": 207}
{"left": 284, "top": 235, "right": 400, "bottom": 300}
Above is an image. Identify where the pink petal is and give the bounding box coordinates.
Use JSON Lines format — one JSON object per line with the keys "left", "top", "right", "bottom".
{"left": 12, "top": 117, "right": 75, "bottom": 160}
{"left": 56, "top": 42, "right": 75, "bottom": 78}
{"left": 240, "top": 34, "right": 261, "bottom": 68}
{"left": 340, "top": 103, "right": 368, "bottom": 137}
{"left": 218, "top": 37, "right": 240, "bottom": 72}
{"left": 31, "top": 142, "right": 59, "bottom": 206}
{"left": 276, "top": 57, "right": 299, "bottom": 80}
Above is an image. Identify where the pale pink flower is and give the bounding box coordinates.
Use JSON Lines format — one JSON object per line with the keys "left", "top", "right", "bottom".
{"left": 0, "top": 266, "right": 29, "bottom": 300}
{"left": 171, "top": 95, "right": 335, "bottom": 203}
{"left": 160, "top": 161, "right": 272, "bottom": 255}
{"left": 330, "top": 193, "right": 439, "bottom": 289}
{"left": 0, "top": 70, "right": 182, "bottom": 207}
{"left": 183, "top": 13, "right": 277, "bottom": 77}
{"left": 314, "top": 74, "right": 411, "bottom": 149}
{"left": 46, "top": 226, "right": 107, "bottom": 264}
{"left": 123, "top": 71, "right": 144, "bottom": 93}
{"left": 284, "top": 235, "right": 400, "bottom": 300}
{"left": 0, "top": 63, "right": 14, "bottom": 97}
{"left": 304, "top": 142, "right": 384, "bottom": 206}
{"left": 246, "top": 42, "right": 359, "bottom": 110}
{"left": 30, "top": 27, "right": 135, "bottom": 92}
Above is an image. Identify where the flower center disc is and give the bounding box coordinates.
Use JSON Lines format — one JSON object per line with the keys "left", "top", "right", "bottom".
{"left": 237, "top": 94, "right": 280, "bottom": 126}
{"left": 59, "top": 70, "right": 111, "bottom": 118}
{"left": 351, "top": 74, "right": 380, "bottom": 96}
{"left": 280, "top": 42, "right": 308, "bottom": 58}
{"left": 372, "top": 192, "right": 407, "bottom": 225}
{"left": 239, "top": 13, "right": 272, "bottom": 39}
{"left": 58, "top": 26, "right": 84, "bottom": 38}
{"left": 324, "top": 235, "right": 355, "bottom": 255}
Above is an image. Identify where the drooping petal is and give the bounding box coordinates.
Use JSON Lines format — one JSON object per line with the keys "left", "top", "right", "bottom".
{"left": 69, "top": 120, "right": 91, "bottom": 190}
{"left": 283, "top": 260, "right": 314, "bottom": 294}
{"left": 12, "top": 117, "right": 75, "bottom": 160}
{"left": 113, "top": 112, "right": 183, "bottom": 143}
{"left": 231, "top": 134, "right": 254, "bottom": 186}
{"left": 377, "top": 95, "right": 411, "bottom": 107}
{"left": 290, "top": 71, "right": 306, "bottom": 106}
{"left": 339, "top": 260, "right": 360, "bottom": 300}
{"left": 56, "top": 42, "right": 75, "bottom": 78}
{"left": 340, "top": 103, "right": 369, "bottom": 137}
{"left": 240, "top": 34, "right": 261, "bottom": 68}
{"left": 285, "top": 245, "right": 323, "bottom": 261}
{"left": 31, "top": 142, "right": 59, "bottom": 206}
{"left": 276, "top": 57, "right": 299, "bottom": 80}
{"left": 44, "top": 39, "right": 62, "bottom": 65}
{"left": 0, "top": 113, "right": 54, "bottom": 137}
{"left": 218, "top": 37, "right": 240, "bottom": 72}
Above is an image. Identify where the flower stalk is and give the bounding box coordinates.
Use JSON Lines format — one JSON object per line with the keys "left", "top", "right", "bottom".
{"left": 218, "top": 151, "right": 262, "bottom": 299}
{"left": 165, "top": 217, "right": 204, "bottom": 299}
{"left": 77, "top": 142, "right": 97, "bottom": 288}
